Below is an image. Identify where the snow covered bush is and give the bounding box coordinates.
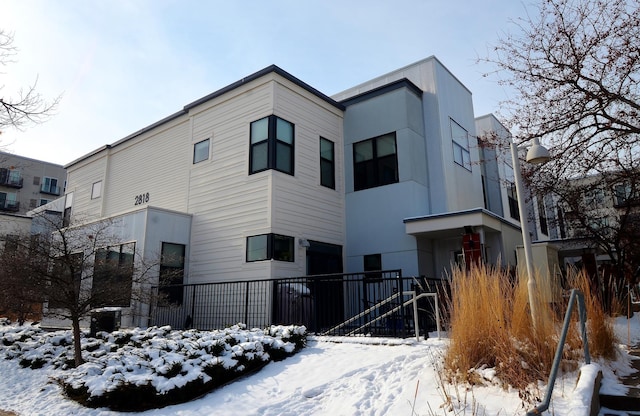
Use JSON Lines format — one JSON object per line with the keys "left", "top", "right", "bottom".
{"left": 0, "top": 322, "right": 307, "bottom": 411}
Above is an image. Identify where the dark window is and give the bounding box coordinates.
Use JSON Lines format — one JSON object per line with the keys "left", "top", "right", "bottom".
{"left": 249, "top": 115, "right": 294, "bottom": 175}
{"left": 320, "top": 137, "right": 335, "bottom": 189}
{"left": 353, "top": 132, "right": 398, "bottom": 191}
{"left": 538, "top": 198, "right": 548, "bottom": 236}
{"left": 363, "top": 253, "right": 382, "bottom": 281}
{"left": 193, "top": 138, "right": 210, "bottom": 164}
{"left": 92, "top": 242, "right": 135, "bottom": 307}
{"left": 49, "top": 253, "right": 83, "bottom": 309}
{"left": 159, "top": 243, "right": 186, "bottom": 305}
{"left": 507, "top": 183, "right": 520, "bottom": 220}
{"left": 246, "top": 233, "right": 294, "bottom": 262}
{"left": 33, "top": 176, "right": 40, "bottom": 186}
{"left": 63, "top": 207, "right": 71, "bottom": 227}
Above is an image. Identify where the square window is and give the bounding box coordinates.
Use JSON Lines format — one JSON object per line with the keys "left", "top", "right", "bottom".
{"left": 353, "top": 133, "right": 398, "bottom": 191}
{"left": 193, "top": 138, "right": 210, "bottom": 164}
{"left": 247, "top": 234, "right": 268, "bottom": 262}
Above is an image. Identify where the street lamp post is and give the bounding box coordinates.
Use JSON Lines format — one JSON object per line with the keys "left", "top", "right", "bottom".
{"left": 510, "top": 138, "right": 550, "bottom": 329}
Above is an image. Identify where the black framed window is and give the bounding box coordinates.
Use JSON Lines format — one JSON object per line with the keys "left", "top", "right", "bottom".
{"left": 320, "top": 137, "right": 335, "bottom": 189}
{"left": 246, "top": 233, "right": 294, "bottom": 262}
{"left": 92, "top": 242, "right": 135, "bottom": 307}
{"left": 363, "top": 253, "right": 382, "bottom": 281}
{"left": 507, "top": 183, "right": 520, "bottom": 220}
{"left": 250, "top": 115, "right": 294, "bottom": 175}
{"left": 538, "top": 198, "right": 548, "bottom": 236}
{"left": 353, "top": 132, "right": 398, "bottom": 191}
{"left": 159, "top": 242, "right": 186, "bottom": 305}
{"left": 193, "top": 138, "right": 210, "bottom": 164}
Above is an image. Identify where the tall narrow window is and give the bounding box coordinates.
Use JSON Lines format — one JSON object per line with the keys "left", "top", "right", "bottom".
{"left": 91, "top": 181, "right": 102, "bottom": 199}
{"left": 507, "top": 183, "right": 520, "bottom": 220}
{"left": 249, "top": 115, "right": 294, "bottom": 175}
{"left": 320, "top": 137, "right": 335, "bottom": 189}
{"left": 451, "top": 119, "right": 471, "bottom": 170}
{"left": 353, "top": 132, "right": 398, "bottom": 191}
{"left": 193, "top": 138, "right": 210, "bottom": 164}
{"left": 159, "top": 243, "right": 186, "bottom": 305}
{"left": 538, "top": 198, "right": 548, "bottom": 236}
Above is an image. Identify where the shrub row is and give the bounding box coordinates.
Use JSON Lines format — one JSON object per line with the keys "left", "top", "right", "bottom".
{"left": 0, "top": 323, "right": 307, "bottom": 411}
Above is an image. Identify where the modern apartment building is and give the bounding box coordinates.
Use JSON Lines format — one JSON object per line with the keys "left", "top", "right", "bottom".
{"left": 0, "top": 152, "right": 67, "bottom": 246}
{"left": 0, "top": 151, "right": 66, "bottom": 215}
{"left": 40, "top": 57, "right": 529, "bottom": 328}
{"left": 334, "top": 59, "right": 523, "bottom": 278}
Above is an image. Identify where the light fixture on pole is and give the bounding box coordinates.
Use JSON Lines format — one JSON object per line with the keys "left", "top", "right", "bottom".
{"left": 510, "top": 137, "right": 550, "bottom": 329}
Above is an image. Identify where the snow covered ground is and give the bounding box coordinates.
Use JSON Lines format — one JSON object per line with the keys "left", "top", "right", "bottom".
{"left": 1, "top": 315, "right": 639, "bottom": 416}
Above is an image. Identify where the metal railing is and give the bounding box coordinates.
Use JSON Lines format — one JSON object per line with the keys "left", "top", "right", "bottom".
{"left": 526, "top": 289, "right": 591, "bottom": 416}
{"left": 322, "top": 290, "right": 442, "bottom": 340}
{"left": 150, "top": 271, "right": 448, "bottom": 338}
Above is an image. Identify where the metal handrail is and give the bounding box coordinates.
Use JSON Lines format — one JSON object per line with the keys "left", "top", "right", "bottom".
{"left": 527, "top": 289, "right": 590, "bottom": 416}
{"left": 321, "top": 291, "right": 441, "bottom": 340}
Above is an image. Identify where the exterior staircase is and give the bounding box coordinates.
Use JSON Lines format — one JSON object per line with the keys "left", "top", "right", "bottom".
{"left": 600, "top": 349, "right": 640, "bottom": 415}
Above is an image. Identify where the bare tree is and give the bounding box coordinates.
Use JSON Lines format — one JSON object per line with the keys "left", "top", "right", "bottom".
{"left": 483, "top": 0, "right": 640, "bottom": 308}
{"left": 0, "top": 235, "right": 43, "bottom": 325}
{"left": 1, "top": 212, "right": 157, "bottom": 366}
{"left": 0, "top": 29, "right": 59, "bottom": 131}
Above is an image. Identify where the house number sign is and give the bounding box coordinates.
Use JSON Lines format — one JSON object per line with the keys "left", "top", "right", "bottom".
{"left": 134, "top": 192, "right": 150, "bottom": 205}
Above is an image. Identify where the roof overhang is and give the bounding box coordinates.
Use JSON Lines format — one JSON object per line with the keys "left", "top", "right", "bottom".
{"left": 404, "top": 207, "right": 521, "bottom": 238}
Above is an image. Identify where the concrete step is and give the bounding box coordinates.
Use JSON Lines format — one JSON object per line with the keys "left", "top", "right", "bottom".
{"left": 600, "top": 391, "right": 640, "bottom": 411}
{"left": 600, "top": 348, "right": 640, "bottom": 413}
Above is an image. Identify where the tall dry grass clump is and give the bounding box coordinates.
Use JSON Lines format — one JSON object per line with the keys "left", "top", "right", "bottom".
{"left": 444, "top": 264, "right": 617, "bottom": 395}
{"left": 566, "top": 269, "right": 617, "bottom": 359}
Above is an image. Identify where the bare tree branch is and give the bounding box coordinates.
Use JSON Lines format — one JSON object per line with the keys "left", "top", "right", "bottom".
{"left": 0, "top": 29, "right": 60, "bottom": 131}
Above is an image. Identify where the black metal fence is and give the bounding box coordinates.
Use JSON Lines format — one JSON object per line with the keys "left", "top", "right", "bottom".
{"left": 150, "top": 271, "right": 449, "bottom": 337}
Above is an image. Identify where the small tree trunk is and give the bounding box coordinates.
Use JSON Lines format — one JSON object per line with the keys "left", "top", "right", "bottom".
{"left": 71, "top": 315, "right": 84, "bottom": 367}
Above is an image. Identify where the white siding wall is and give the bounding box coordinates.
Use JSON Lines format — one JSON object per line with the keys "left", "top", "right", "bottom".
{"left": 186, "top": 80, "right": 274, "bottom": 283}
{"left": 271, "top": 81, "right": 345, "bottom": 277}
{"left": 66, "top": 153, "right": 108, "bottom": 220}
{"left": 186, "top": 76, "right": 344, "bottom": 283}
{"left": 103, "top": 119, "right": 191, "bottom": 215}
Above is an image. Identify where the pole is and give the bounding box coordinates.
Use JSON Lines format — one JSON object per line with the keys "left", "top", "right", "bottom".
{"left": 511, "top": 141, "right": 538, "bottom": 329}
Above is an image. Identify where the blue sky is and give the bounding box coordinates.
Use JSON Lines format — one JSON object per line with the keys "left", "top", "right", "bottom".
{"left": 1, "top": 0, "right": 528, "bottom": 165}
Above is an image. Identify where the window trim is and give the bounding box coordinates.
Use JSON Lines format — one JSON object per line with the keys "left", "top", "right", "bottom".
{"left": 249, "top": 115, "right": 295, "bottom": 175}
{"left": 320, "top": 137, "right": 335, "bottom": 189}
{"left": 193, "top": 138, "right": 210, "bottom": 164}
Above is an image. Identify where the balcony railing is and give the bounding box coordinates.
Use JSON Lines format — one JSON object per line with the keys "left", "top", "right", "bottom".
{"left": 40, "top": 184, "right": 61, "bottom": 196}
{"left": 0, "top": 175, "right": 23, "bottom": 188}
{"left": 0, "top": 200, "right": 20, "bottom": 212}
